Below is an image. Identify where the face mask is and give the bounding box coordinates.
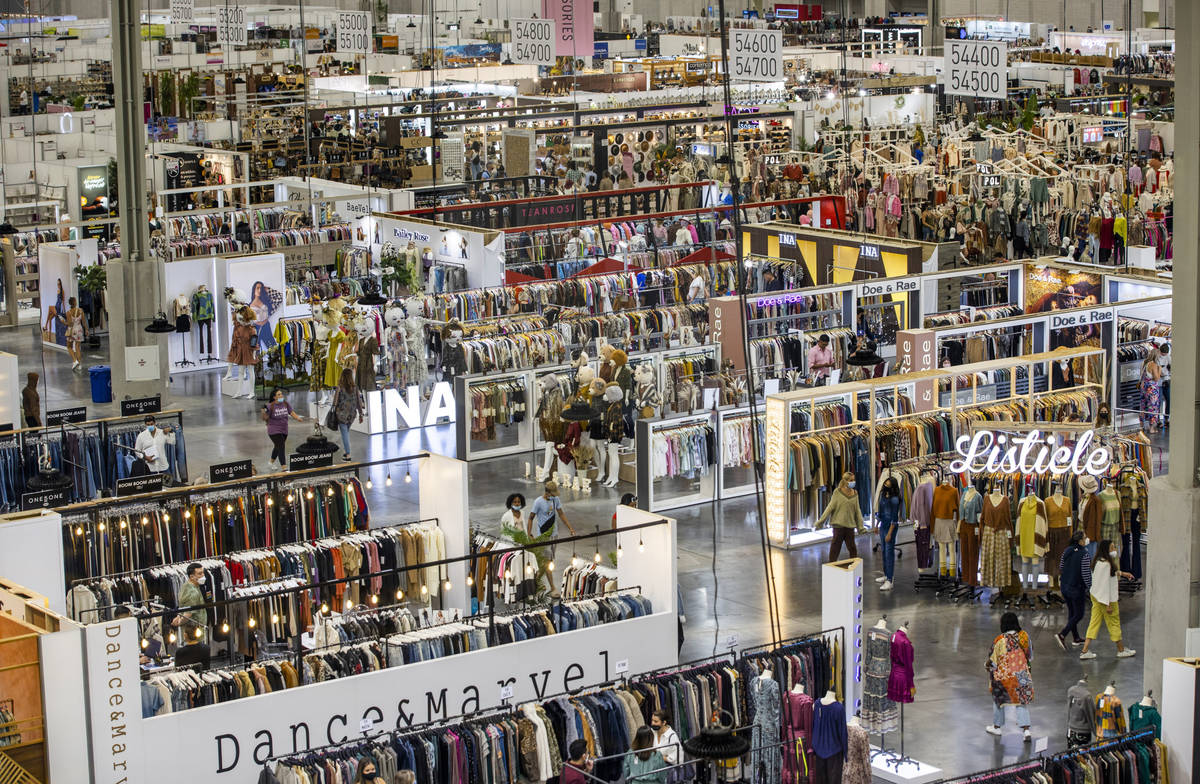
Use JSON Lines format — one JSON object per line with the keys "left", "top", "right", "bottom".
{"left": 847, "top": 481, "right": 856, "bottom": 489}
{"left": 147, "top": 426, "right": 155, "bottom": 433}
{"left": 363, "top": 772, "right": 376, "bottom": 778}
{"left": 511, "top": 504, "right": 522, "bottom": 511}
{"left": 196, "top": 575, "right": 206, "bottom": 585}
{"left": 1110, "top": 551, "right": 1118, "bottom": 558}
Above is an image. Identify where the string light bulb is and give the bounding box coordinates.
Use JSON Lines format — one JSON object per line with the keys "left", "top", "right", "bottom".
{"left": 184, "top": 509, "right": 191, "bottom": 519}
{"left": 370, "top": 594, "right": 378, "bottom": 605}
{"left": 287, "top": 492, "right": 294, "bottom": 503}
{"left": 404, "top": 468, "right": 411, "bottom": 483}
{"left": 248, "top": 617, "right": 257, "bottom": 628}
{"left": 616, "top": 543, "right": 623, "bottom": 559}
{"left": 194, "top": 627, "right": 203, "bottom": 639}
{"left": 225, "top": 503, "right": 233, "bottom": 513}
{"left": 98, "top": 522, "right": 106, "bottom": 532}
{"left": 141, "top": 515, "right": 149, "bottom": 525}
{"left": 345, "top": 599, "right": 352, "bottom": 611}
{"left": 593, "top": 549, "right": 602, "bottom": 564}
{"left": 205, "top": 506, "right": 212, "bottom": 516}
{"left": 466, "top": 574, "right": 474, "bottom": 586}
{"left": 420, "top": 584, "right": 428, "bottom": 596}
{"left": 571, "top": 551, "right": 580, "bottom": 568}
{"left": 306, "top": 489, "right": 314, "bottom": 500}
{"left": 141, "top": 638, "right": 148, "bottom": 649}
{"left": 74, "top": 526, "right": 83, "bottom": 536}
{"left": 638, "top": 536, "right": 644, "bottom": 554}
{"left": 168, "top": 631, "right": 176, "bottom": 643}
{"left": 271, "top": 613, "right": 279, "bottom": 624}
{"left": 366, "top": 478, "right": 373, "bottom": 490}
{"left": 266, "top": 496, "right": 274, "bottom": 506}
{"left": 327, "top": 487, "right": 334, "bottom": 497}
{"left": 443, "top": 579, "right": 451, "bottom": 591}
{"left": 320, "top": 603, "right": 329, "bottom": 614}
{"left": 119, "top": 519, "right": 127, "bottom": 530}
{"left": 385, "top": 473, "right": 393, "bottom": 487}
{"left": 525, "top": 563, "right": 534, "bottom": 575}
{"left": 546, "top": 559, "right": 555, "bottom": 571}
{"left": 396, "top": 589, "right": 404, "bottom": 600}
{"left": 221, "top": 622, "right": 230, "bottom": 634}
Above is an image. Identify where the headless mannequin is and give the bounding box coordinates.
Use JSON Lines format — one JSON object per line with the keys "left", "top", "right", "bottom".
{"left": 792, "top": 683, "right": 805, "bottom": 695}
{"left": 1104, "top": 684, "right": 1116, "bottom": 696}
{"left": 875, "top": 617, "right": 888, "bottom": 630}
{"left": 1018, "top": 495, "right": 1047, "bottom": 592}
{"left": 1048, "top": 487, "right": 1069, "bottom": 590}
{"left": 1140, "top": 693, "right": 1155, "bottom": 707}
{"left": 821, "top": 689, "right": 837, "bottom": 705}
{"left": 937, "top": 478, "right": 960, "bottom": 577}
{"left": 848, "top": 714, "right": 861, "bottom": 727}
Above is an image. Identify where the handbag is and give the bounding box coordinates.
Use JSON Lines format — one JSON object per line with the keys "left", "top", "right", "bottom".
{"left": 538, "top": 513, "right": 556, "bottom": 535}
{"left": 324, "top": 390, "right": 340, "bottom": 430}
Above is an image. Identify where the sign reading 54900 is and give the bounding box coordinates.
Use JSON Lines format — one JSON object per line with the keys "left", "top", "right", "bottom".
{"left": 731, "top": 29, "right": 782, "bottom": 82}
{"left": 512, "top": 18, "right": 555, "bottom": 66}
{"left": 945, "top": 39, "right": 1006, "bottom": 100}
{"left": 216, "top": 4, "right": 247, "bottom": 46}
{"left": 336, "top": 11, "right": 371, "bottom": 54}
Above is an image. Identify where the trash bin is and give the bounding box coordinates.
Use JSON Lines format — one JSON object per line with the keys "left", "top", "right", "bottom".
{"left": 89, "top": 365, "right": 112, "bottom": 404}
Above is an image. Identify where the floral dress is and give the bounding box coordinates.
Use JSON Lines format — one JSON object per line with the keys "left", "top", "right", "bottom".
{"left": 988, "top": 630, "right": 1033, "bottom": 707}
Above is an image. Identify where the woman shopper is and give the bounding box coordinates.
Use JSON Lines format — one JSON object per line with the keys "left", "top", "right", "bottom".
{"left": 624, "top": 726, "right": 668, "bottom": 784}
{"left": 330, "top": 368, "right": 364, "bottom": 461}
{"left": 500, "top": 493, "right": 526, "bottom": 530}
{"left": 61, "top": 296, "right": 87, "bottom": 370}
{"left": 1079, "top": 539, "right": 1137, "bottom": 660}
{"left": 815, "top": 472, "right": 866, "bottom": 562}
{"left": 985, "top": 612, "right": 1035, "bottom": 742}
{"left": 1055, "top": 530, "right": 1092, "bottom": 649}
{"left": 876, "top": 477, "right": 904, "bottom": 591}
{"left": 262, "top": 387, "right": 306, "bottom": 471}
{"left": 1138, "top": 347, "right": 1163, "bottom": 433}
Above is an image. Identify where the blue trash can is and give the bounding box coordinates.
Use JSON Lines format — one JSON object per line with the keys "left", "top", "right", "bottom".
{"left": 89, "top": 365, "right": 112, "bottom": 404}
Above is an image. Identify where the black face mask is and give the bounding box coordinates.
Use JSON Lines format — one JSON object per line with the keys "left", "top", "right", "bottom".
{"left": 362, "top": 771, "right": 376, "bottom": 778}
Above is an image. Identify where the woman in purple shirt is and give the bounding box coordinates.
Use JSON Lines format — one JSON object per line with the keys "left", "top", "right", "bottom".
{"left": 262, "top": 387, "right": 307, "bottom": 471}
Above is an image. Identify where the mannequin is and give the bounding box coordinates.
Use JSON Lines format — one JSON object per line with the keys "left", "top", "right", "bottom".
{"left": 439, "top": 321, "right": 468, "bottom": 382}
{"left": 887, "top": 624, "right": 915, "bottom": 704}
{"left": 1044, "top": 483, "right": 1072, "bottom": 593}
{"left": 1079, "top": 475, "right": 1102, "bottom": 558}
{"left": 958, "top": 484, "right": 983, "bottom": 587}
{"left": 844, "top": 711, "right": 873, "bottom": 784}
{"left": 931, "top": 477, "right": 961, "bottom": 577}
{"left": 634, "top": 363, "right": 660, "bottom": 419}
{"left": 172, "top": 293, "right": 193, "bottom": 366}
{"left": 556, "top": 397, "right": 594, "bottom": 479}
{"left": 910, "top": 473, "right": 935, "bottom": 572}
{"left": 1097, "top": 479, "right": 1122, "bottom": 554}
{"left": 599, "top": 383, "right": 624, "bottom": 487}
{"left": 382, "top": 306, "right": 408, "bottom": 390}
{"left": 575, "top": 362, "right": 603, "bottom": 481}
{"left": 353, "top": 314, "right": 379, "bottom": 392}
{"left": 1129, "top": 690, "right": 1162, "bottom": 739}
{"left": 751, "top": 665, "right": 782, "bottom": 784}
{"left": 191, "top": 284, "right": 215, "bottom": 357}
{"left": 225, "top": 305, "right": 258, "bottom": 398}
{"left": 222, "top": 288, "right": 248, "bottom": 381}
{"left": 979, "top": 485, "right": 1013, "bottom": 590}
{"left": 1066, "top": 676, "right": 1093, "bottom": 747}
{"left": 311, "top": 322, "right": 332, "bottom": 403}
{"left": 401, "top": 297, "right": 430, "bottom": 395}
{"left": 812, "top": 689, "right": 847, "bottom": 784}
{"left": 1016, "top": 494, "right": 1048, "bottom": 596}
{"left": 783, "top": 674, "right": 815, "bottom": 783}
{"left": 536, "top": 373, "right": 567, "bottom": 480}
{"left": 1095, "top": 683, "right": 1126, "bottom": 740}
{"left": 863, "top": 617, "right": 898, "bottom": 735}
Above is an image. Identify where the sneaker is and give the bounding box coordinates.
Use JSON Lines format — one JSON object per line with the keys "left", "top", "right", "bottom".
{"left": 1116, "top": 649, "right": 1137, "bottom": 658}
{"left": 1072, "top": 639, "right": 1085, "bottom": 647}
{"left": 1055, "top": 633, "right": 1067, "bottom": 651}
{"left": 880, "top": 580, "right": 893, "bottom": 591}
{"left": 1023, "top": 730, "right": 1032, "bottom": 743}
{"left": 1079, "top": 651, "right": 1097, "bottom": 660}
{"left": 875, "top": 576, "right": 887, "bottom": 583}
{"left": 984, "top": 725, "right": 1002, "bottom": 737}
{"left": 342, "top": 452, "right": 352, "bottom": 462}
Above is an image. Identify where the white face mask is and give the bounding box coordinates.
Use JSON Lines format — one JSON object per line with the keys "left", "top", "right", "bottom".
{"left": 847, "top": 481, "right": 856, "bottom": 489}
{"left": 196, "top": 575, "right": 206, "bottom": 585}
{"left": 1110, "top": 551, "right": 1118, "bottom": 558}
{"left": 1082, "top": 537, "right": 1090, "bottom": 547}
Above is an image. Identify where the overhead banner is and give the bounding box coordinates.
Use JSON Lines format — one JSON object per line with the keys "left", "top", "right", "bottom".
{"left": 542, "top": 0, "right": 593, "bottom": 59}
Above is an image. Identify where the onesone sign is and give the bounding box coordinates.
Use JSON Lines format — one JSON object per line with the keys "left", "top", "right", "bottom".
{"left": 949, "top": 429, "right": 1112, "bottom": 476}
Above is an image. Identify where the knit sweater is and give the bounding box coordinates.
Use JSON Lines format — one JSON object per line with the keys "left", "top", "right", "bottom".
{"left": 817, "top": 489, "right": 864, "bottom": 530}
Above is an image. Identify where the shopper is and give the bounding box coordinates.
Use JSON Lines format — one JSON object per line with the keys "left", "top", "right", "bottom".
{"left": 985, "top": 612, "right": 1034, "bottom": 742}
{"left": 355, "top": 761, "right": 385, "bottom": 784}
{"left": 623, "top": 726, "right": 668, "bottom": 783}
{"left": 613, "top": 492, "right": 637, "bottom": 529}
{"left": 1079, "top": 539, "right": 1136, "bottom": 660}
{"left": 1138, "top": 347, "right": 1163, "bottom": 433}
{"left": 876, "top": 477, "right": 904, "bottom": 591}
{"left": 395, "top": 773, "right": 415, "bottom": 784}
{"left": 330, "top": 368, "right": 364, "bottom": 461}
{"left": 561, "top": 739, "right": 592, "bottom": 784}
{"left": 60, "top": 295, "right": 87, "bottom": 370}
{"left": 171, "top": 562, "right": 208, "bottom": 645}
{"left": 528, "top": 480, "right": 576, "bottom": 538}
{"left": 1055, "top": 530, "right": 1092, "bottom": 649}
{"left": 806, "top": 334, "right": 835, "bottom": 381}
{"left": 500, "top": 493, "right": 526, "bottom": 531}
{"left": 262, "top": 387, "right": 306, "bottom": 471}
{"left": 815, "top": 472, "right": 865, "bottom": 562}
{"left": 1157, "top": 342, "right": 1171, "bottom": 427}
{"left": 650, "top": 710, "right": 681, "bottom": 765}
{"left": 21, "top": 371, "right": 40, "bottom": 427}
{"left": 134, "top": 415, "right": 176, "bottom": 476}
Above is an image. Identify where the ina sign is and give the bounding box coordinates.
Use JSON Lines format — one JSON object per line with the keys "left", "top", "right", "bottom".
{"left": 949, "top": 429, "right": 1112, "bottom": 477}
{"left": 365, "top": 383, "right": 456, "bottom": 432}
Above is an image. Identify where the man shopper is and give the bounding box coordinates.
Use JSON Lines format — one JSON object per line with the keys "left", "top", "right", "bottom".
{"left": 528, "top": 480, "right": 576, "bottom": 538}
{"left": 172, "top": 562, "right": 208, "bottom": 645}
{"left": 134, "top": 415, "right": 176, "bottom": 476}
{"left": 1056, "top": 531, "right": 1091, "bottom": 649}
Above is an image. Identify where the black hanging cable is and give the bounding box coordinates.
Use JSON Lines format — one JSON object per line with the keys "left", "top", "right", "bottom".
{"left": 715, "top": 0, "right": 782, "bottom": 648}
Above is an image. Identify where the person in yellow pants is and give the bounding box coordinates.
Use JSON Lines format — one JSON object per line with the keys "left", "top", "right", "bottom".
{"left": 1079, "top": 539, "right": 1136, "bottom": 660}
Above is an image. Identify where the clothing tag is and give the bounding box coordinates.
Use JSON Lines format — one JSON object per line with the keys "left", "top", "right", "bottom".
{"left": 1034, "top": 736, "right": 1048, "bottom": 753}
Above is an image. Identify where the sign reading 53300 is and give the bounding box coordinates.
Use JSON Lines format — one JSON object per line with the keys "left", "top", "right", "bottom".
{"left": 944, "top": 39, "right": 1007, "bottom": 100}
{"left": 731, "top": 29, "right": 782, "bottom": 82}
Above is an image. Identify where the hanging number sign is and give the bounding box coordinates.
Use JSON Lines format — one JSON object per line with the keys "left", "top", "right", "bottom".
{"left": 945, "top": 39, "right": 1007, "bottom": 100}
{"left": 512, "top": 18, "right": 555, "bottom": 66}
{"left": 216, "top": 4, "right": 247, "bottom": 46}
{"left": 336, "top": 11, "right": 371, "bottom": 55}
{"left": 170, "top": 0, "right": 194, "bottom": 23}
{"left": 731, "top": 29, "right": 782, "bottom": 82}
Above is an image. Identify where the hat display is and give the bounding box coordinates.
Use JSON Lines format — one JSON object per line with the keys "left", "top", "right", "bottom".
{"left": 560, "top": 397, "right": 600, "bottom": 421}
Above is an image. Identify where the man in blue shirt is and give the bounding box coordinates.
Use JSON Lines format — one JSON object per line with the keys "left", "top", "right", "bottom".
{"left": 528, "top": 480, "right": 575, "bottom": 538}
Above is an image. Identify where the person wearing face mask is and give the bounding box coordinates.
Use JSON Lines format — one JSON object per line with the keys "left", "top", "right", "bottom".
{"left": 500, "top": 493, "right": 526, "bottom": 531}
{"left": 171, "top": 562, "right": 208, "bottom": 645}
{"left": 1079, "top": 538, "right": 1136, "bottom": 660}
{"left": 815, "top": 471, "right": 866, "bottom": 562}
{"left": 262, "top": 387, "right": 307, "bottom": 472}
{"left": 134, "top": 415, "right": 176, "bottom": 476}
{"left": 355, "top": 760, "right": 386, "bottom": 784}
{"left": 1055, "top": 530, "right": 1092, "bottom": 650}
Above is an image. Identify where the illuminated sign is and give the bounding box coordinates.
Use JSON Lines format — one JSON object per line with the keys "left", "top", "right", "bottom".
{"left": 1081, "top": 126, "right": 1103, "bottom": 143}
{"left": 949, "top": 429, "right": 1112, "bottom": 476}
{"left": 365, "top": 382, "right": 456, "bottom": 431}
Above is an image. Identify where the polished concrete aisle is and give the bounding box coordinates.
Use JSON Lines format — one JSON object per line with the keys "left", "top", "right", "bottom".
{"left": 18, "top": 329, "right": 1149, "bottom": 778}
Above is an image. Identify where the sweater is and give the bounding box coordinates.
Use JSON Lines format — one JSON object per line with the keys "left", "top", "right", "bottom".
{"left": 931, "top": 484, "right": 960, "bottom": 520}
{"left": 811, "top": 699, "right": 848, "bottom": 759}
{"left": 816, "top": 489, "right": 864, "bottom": 530}
{"left": 1066, "top": 681, "right": 1094, "bottom": 733}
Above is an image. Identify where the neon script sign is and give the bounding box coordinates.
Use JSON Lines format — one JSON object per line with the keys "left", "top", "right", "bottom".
{"left": 949, "top": 429, "right": 1112, "bottom": 477}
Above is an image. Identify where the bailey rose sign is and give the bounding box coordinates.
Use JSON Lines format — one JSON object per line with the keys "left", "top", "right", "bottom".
{"left": 949, "top": 429, "right": 1112, "bottom": 476}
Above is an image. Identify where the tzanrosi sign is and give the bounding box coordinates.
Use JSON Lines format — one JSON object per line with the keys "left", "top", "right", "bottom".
{"left": 949, "top": 429, "right": 1112, "bottom": 477}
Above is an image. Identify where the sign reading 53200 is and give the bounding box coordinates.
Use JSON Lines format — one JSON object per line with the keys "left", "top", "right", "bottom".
{"left": 336, "top": 11, "right": 371, "bottom": 54}
{"left": 512, "top": 18, "right": 555, "bottom": 65}
{"left": 945, "top": 39, "right": 1007, "bottom": 100}
{"left": 731, "top": 29, "right": 782, "bottom": 82}
{"left": 216, "top": 4, "right": 246, "bottom": 45}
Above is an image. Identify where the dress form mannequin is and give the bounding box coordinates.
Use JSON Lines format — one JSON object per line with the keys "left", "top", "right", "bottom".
{"left": 932, "top": 478, "right": 961, "bottom": 577}
{"left": 821, "top": 689, "right": 837, "bottom": 705}
{"left": 1066, "top": 676, "right": 1093, "bottom": 747}
{"left": 600, "top": 383, "right": 624, "bottom": 487}
{"left": 911, "top": 475, "right": 936, "bottom": 572}
{"left": 1016, "top": 494, "right": 1048, "bottom": 597}
{"left": 1045, "top": 485, "right": 1072, "bottom": 593}
{"left": 958, "top": 485, "right": 983, "bottom": 587}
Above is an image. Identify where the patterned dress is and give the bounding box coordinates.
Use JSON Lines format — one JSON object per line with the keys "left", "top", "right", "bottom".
{"left": 862, "top": 627, "right": 899, "bottom": 733}
{"left": 843, "top": 724, "right": 874, "bottom": 784}
{"left": 750, "top": 676, "right": 781, "bottom": 783}
{"left": 980, "top": 494, "right": 1013, "bottom": 589}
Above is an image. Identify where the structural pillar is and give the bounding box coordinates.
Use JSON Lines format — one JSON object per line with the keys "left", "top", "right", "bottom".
{"left": 108, "top": 0, "right": 169, "bottom": 402}
{"left": 1142, "top": 0, "right": 1200, "bottom": 697}
{"left": 926, "top": 0, "right": 943, "bottom": 55}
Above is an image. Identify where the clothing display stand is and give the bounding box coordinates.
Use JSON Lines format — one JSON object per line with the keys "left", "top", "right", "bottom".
{"left": 173, "top": 333, "right": 195, "bottom": 368}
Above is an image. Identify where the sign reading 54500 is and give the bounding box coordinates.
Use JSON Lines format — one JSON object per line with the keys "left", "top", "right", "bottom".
{"left": 731, "top": 29, "right": 782, "bottom": 82}
{"left": 336, "top": 11, "right": 371, "bottom": 54}
{"left": 944, "top": 39, "right": 1006, "bottom": 100}
{"left": 512, "top": 18, "right": 555, "bottom": 65}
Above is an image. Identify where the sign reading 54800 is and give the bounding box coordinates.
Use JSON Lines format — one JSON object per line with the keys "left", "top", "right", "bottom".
{"left": 336, "top": 11, "right": 371, "bottom": 54}
{"left": 731, "top": 29, "right": 782, "bottom": 82}
{"left": 944, "top": 39, "right": 1007, "bottom": 100}
{"left": 512, "top": 18, "right": 555, "bottom": 66}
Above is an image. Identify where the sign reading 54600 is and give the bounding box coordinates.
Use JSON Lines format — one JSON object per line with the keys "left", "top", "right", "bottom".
{"left": 216, "top": 4, "right": 246, "bottom": 45}
{"left": 944, "top": 39, "right": 1007, "bottom": 100}
{"left": 731, "top": 29, "right": 782, "bottom": 82}
{"left": 336, "top": 11, "right": 371, "bottom": 54}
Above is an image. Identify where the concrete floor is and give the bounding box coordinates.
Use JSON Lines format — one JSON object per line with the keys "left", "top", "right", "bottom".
{"left": 15, "top": 326, "right": 1151, "bottom": 778}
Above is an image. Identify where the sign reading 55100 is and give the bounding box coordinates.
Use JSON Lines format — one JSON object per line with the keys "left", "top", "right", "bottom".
{"left": 944, "top": 39, "right": 1007, "bottom": 100}
{"left": 731, "top": 29, "right": 782, "bottom": 82}
{"left": 336, "top": 11, "right": 371, "bottom": 54}
{"left": 512, "top": 18, "right": 555, "bottom": 65}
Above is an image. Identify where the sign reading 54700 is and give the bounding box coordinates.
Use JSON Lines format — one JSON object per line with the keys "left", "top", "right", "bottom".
{"left": 731, "top": 29, "right": 782, "bottom": 82}
{"left": 945, "top": 39, "right": 1007, "bottom": 100}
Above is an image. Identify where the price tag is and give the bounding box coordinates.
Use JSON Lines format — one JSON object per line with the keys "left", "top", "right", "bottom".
{"left": 499, "top": 684, "right": 514, "bottom": 701}
{"left": 731, "top": 29, "right": 782, "bottom": 83}
{"left": 724, "top": 634, "right": 739, "bottom": 650}
{"left": 945, "top": 39, "right": 1007, "bottom": 100}
{"left": 615, "top": 659, "right": 629, "bottom": 674}
{"left": 170, "top": 0, "right": 194, "bottom": 23}
{"left": 359, "top": 717, "right": 374, "bottom": 733}
{"left": 216, "top": 4, "right": 247, "bottom": 46}
{"left": 336, "top": 11, "right": 371, "bottom": 55}
{"left": 512, "top": 18, "right": 555, "bottom": 66}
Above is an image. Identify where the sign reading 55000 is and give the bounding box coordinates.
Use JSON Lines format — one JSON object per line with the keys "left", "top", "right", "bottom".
{"left": 944, "top": 39, "right": 1007, "bottom": 100}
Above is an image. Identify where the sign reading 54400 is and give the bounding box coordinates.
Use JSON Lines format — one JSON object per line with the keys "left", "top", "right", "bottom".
{"left": 336, "top": 11, "right": 371, "bottom": 54}
{"left": 945, "top": 39, "right": 1007, "bottom": 100}
{"left": 512, "top": 18, "right": 555, "bottom": 66}
{"left": 731, "top": 29, "right": 782, "bottom": 82}
{"left": 216, "top": 4, "right": 246, "bottom": 45}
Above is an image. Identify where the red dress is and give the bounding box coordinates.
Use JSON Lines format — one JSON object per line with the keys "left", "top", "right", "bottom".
{"left": 886, "top": 629, "right": 915, "bottom": 703}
